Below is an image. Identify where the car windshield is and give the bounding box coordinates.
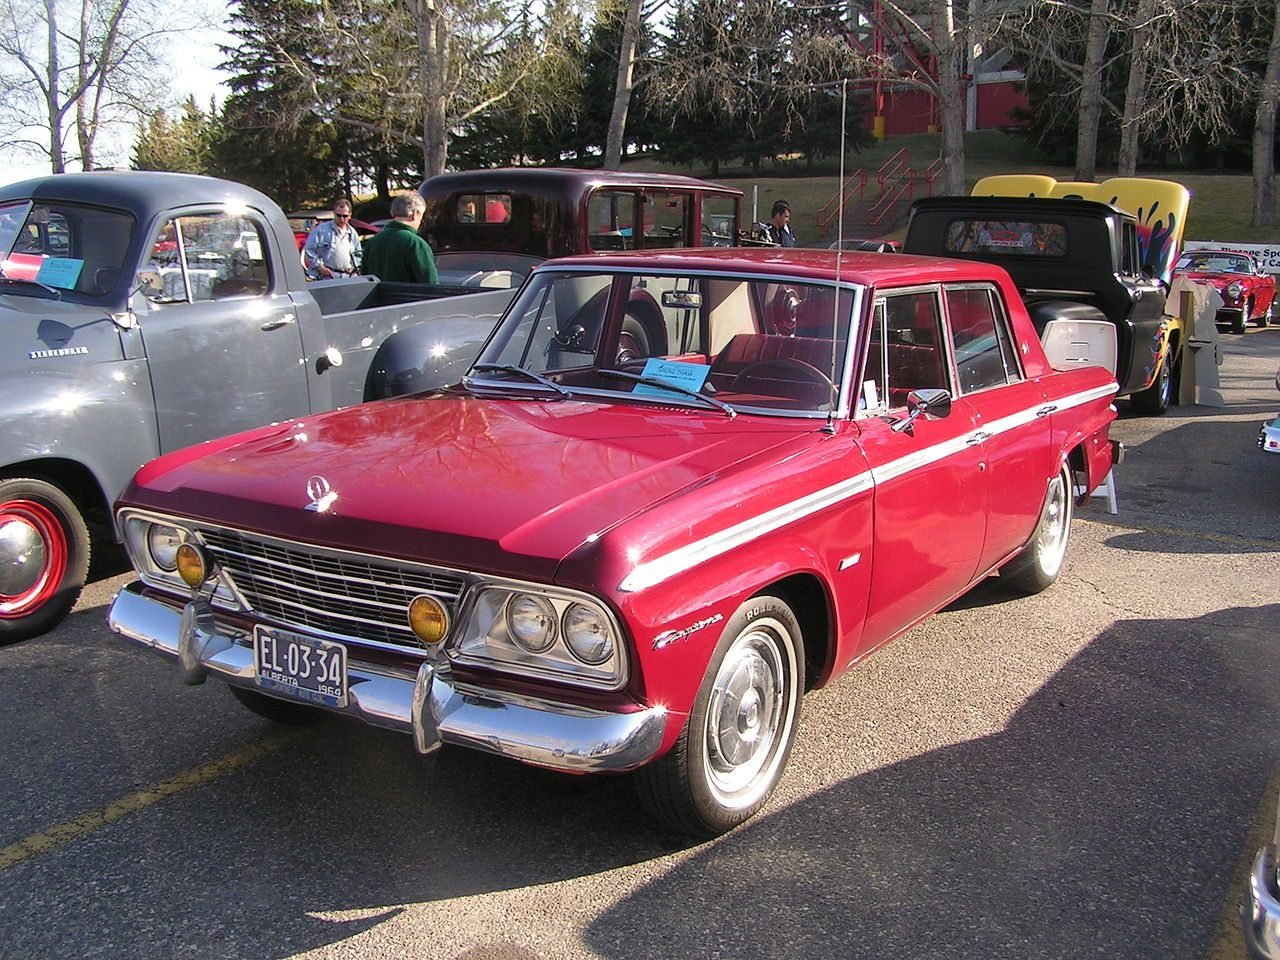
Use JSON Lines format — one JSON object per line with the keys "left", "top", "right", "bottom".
{"left": 1178, "top": 253, "right": 1251, "bottom": 274}
{"left": 470, "top": 268, "right": 858, "bottom": 416}
{"left": 0, "top": 199, "right": 135, "bottom": 300}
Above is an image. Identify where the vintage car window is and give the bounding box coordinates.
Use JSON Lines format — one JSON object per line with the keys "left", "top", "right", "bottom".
{"left": 862, "top": 290, "right": 948, "bottom": 411}
{"left": 0, "top": 200, "right": 133, "bottom": 300}
{"left": 946, "top": 286, "right": 1021, "bottom": 395}
{"left": 1120, "top": 222, "right": 1141, "bottom": 277}
{"left": 588, "top": 191, "right": 637, "bottom": 251}
{"left": 475, "top": 270, "right": 854, "bottom": 416}
{"left": 702, "top": 196, "right": 738, "bottom": 247}
{"left": 642, "top": 192, "right": 687, "bottom": 249}
{"left": 944, "top": 219, "right": 1067, "bottom": 258}
{"left": 138, "top": 213, "right": 271, "bottom": 304}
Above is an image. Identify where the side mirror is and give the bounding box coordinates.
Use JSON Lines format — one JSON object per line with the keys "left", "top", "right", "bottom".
{"left": 891, "top": 388, "right": 952, "bottom": 434}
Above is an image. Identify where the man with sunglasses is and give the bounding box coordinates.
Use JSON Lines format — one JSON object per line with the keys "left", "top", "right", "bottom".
{"left": 302, "top": 199, "right": 363, "bottom": 280}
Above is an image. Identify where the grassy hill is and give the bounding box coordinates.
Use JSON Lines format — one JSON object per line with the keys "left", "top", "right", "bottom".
{"left": 629, "top": 130, "right": 1278, "bottom": 248}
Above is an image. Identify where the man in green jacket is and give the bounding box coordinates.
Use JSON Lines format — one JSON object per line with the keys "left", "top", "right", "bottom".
{"left": 362, "top": 191, "right": 439, "bottom": 284}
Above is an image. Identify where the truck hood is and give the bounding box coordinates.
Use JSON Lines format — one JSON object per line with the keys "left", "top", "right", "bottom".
{"left": 127, "top": 393, "right": 809, "bottom": 580}
{"left": 0, "top": 293, "right": 125, "bottom": 377}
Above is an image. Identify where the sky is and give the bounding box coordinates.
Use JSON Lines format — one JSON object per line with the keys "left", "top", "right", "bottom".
{"left": 0, "top": 13, "right": 232, "bottom": 188}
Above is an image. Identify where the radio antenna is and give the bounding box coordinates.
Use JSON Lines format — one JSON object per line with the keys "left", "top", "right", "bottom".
{"left": 824, "top": 79, "right": 850, "bottom": 436}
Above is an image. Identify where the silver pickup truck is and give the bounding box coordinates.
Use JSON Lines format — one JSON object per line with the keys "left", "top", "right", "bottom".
{"left": 0, "top": 171, "right": 515, "bottom": 642}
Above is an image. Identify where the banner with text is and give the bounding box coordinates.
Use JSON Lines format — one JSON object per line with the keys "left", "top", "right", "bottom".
{"left": 1183, "top": 240, "right": 1280, "bottom": 274}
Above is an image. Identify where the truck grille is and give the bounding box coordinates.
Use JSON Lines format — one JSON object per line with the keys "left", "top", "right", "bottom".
{"left": 199, "top": 528, "right": 467, "bottom": 650}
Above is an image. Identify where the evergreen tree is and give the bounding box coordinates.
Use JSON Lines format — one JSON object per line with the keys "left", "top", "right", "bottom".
{"left": 132, "top": 97, "right": 215, "bottom": 173}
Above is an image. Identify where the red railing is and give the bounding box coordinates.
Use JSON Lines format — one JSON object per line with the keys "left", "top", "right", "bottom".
{"left": 923, "top": 157, "right": 944, "bottom": 195}
{"left": 816, "top": 170, "right": 867, "bottom": 232}
{"left": 866, "top": 168, "right": 915, "bottom": 227}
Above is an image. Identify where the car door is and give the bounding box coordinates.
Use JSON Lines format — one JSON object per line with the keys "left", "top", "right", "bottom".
{"left": 134, "top": 209, "right": 309, "bottom": 453}
{"left": 856, "top": 287, "right": 989, "bottom": 649}
{"left": 943, "top": 283, "right": 1052, "bottom": 574}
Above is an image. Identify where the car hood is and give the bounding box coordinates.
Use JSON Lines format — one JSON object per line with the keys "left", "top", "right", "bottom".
{"left": 1175, "top": 270, "right": 1241, "bottom": 288}
{"left": 126, "top": 393, "right": 810, "bottom": 581}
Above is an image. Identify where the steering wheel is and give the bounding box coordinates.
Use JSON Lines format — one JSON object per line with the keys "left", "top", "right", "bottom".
{"left": 731, "top": 357, "right": 837, "bottom": 396}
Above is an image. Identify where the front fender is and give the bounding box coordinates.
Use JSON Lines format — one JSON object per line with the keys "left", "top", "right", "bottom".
{"left": 363, "top": 313, "right": 504, "bottom": 400}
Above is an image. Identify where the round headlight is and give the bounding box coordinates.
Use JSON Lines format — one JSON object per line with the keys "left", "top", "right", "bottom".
{"left": 562, "top": 603, "right": 614, "bottom": 665}
{"left": 147, "top": 524, "right": 183, "bottom": 572}
{"left": 1226, "top": 281, "right": 1242, "bottom": 299}
{"left": 505, "top": 594, "right": 557, "bottom": 653}
{"left": 408, "top": 595, "right": 449, "bottom": 645}
{"left": 175, "top": 542, "right": 211, "bottom": 588}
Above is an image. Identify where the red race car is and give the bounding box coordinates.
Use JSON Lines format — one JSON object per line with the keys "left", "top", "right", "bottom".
{"left": 1174, "top": 248, "right": 1276, "bottom": 333}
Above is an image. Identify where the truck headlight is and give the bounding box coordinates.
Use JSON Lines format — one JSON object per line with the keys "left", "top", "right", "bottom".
{"left": 454, "top": 582, "right": 626, "bottom": 690}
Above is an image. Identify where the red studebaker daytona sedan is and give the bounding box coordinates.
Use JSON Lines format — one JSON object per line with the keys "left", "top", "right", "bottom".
{"left": 108, "top": 248, "right": 1120, "bottom": 836}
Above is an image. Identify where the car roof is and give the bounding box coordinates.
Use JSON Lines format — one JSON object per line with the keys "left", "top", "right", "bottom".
{"left": 536, "top": 247, "right": 1013, "bottom": 287}
{"left": 421, "top": 167, "right": 742, "bottom": 199}
{"left": 0, "top": 171, "right": 280, "bottom": 222}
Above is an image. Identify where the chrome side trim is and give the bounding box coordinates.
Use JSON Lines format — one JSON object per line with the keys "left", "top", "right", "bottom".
{"left": 108, "top": 583, "right": 666, "bottom": 774}
{"left": 617, "top": 384, "right": 1118, "bottom": 593}
{"left": 619, "top": 471, "right": 875, "bottom": 592}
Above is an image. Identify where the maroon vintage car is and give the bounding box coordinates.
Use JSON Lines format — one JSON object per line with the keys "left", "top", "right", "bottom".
{"left": 108, "top": 248, "right": 1120, "bottom": 836}
{"left": 1174, "top": 249, "right": 1276, "bottom": 334}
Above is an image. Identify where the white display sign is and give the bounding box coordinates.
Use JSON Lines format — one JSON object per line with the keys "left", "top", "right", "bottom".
{"left": 1183, "top": 240, "right": 1280, "bottom": 274}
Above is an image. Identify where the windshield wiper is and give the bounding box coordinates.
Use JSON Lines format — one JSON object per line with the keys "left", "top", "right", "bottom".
{"left": 0, "top": 275, "right": 62, "bottom": 299}
{"left": 468, "top": 363, "right": 573, "bottom": 398}
{"left": 599, "top": 369, "right": 736, "bottom": 418}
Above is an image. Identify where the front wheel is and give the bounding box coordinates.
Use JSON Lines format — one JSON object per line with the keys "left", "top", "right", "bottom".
{"left": 0, "top": 478, "right": 90, "bottom": 644}
{"left": 1129, "top": 350, "right": 1172, "bottom": 416}
{"left": 634, "top": 594, "right": 804, "bottom": 837}
{"left": 1232, "top": 302, "right": 1250, "bottom": 335}
{"left": 1259, "top": 301, "right": 1272, "bottom": 328}
{"left": 1001, "top": 462, "right": 1074, "bottom": 595}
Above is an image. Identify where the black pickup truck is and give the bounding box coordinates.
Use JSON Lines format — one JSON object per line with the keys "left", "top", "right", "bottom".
{"left": 902, "top": 182, "right": 1188, "bottom": 416}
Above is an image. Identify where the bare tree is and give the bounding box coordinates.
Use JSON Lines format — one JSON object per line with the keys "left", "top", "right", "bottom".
{"left": 1000, "top": 0, "right": 1253, "bottom": 180}
{"left": 604, "top": 0, "right": 645, "bottom": 170}
{"left": 0, "top": 0, "right": 205, "bottom": 172}
{"left": 1075, "top": 0, "right": 1110, "bottom": 181}
{"left": 1254, "top": 0, "right": 1280, "bottom": 227}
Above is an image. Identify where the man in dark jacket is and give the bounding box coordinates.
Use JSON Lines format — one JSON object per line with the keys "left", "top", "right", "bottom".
{"left": 766, "top": 200, "right": 797, "bottom": 247}
{"left": 362, "top": 192, "right": 439, "bottom": 283}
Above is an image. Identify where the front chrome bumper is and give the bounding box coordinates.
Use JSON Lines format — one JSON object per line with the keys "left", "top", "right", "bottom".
{"left": 108, "top": 582, "right": 667, "bottom": 774}
{"left": 1245, "top": 844, "right": 1280, "bottom": 959}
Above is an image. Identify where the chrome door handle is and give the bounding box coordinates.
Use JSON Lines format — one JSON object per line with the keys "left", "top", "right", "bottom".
{"left": 260, "top": 315, "right": 296, "bottom": 331}
{"left": 1036, "top": 405, "right": 1058, "bottom": 417}
{"left": 966, "top": 431, "right": 991, "bottom": 446}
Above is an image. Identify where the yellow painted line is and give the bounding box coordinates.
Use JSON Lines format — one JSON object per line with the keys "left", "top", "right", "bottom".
{"left": 1205, "top": 762, "right": 1280, "bottom": 960}
{"left": 1078, "top": 517, "right": 1280, "bottom": 552}
{"left": 0, "top": 731, "right": 298, "bottom": 871}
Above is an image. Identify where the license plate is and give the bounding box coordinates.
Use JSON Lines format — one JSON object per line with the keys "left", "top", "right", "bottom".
{"left": 253, "top": 625, "right": 348, "bottom": 707}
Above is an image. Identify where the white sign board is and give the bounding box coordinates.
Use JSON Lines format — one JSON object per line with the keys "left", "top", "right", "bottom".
{"left": 1183, "top": 240, "right": 1280, "bottom": 274}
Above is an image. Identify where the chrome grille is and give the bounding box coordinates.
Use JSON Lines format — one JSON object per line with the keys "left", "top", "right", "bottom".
{"left": 199, "top": 528, "right": 467, "bottom": 649}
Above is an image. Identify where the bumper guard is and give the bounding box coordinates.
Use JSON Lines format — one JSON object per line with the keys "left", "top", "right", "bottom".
{"left": 108, "top": 582, "right": 667, "bottom": 775}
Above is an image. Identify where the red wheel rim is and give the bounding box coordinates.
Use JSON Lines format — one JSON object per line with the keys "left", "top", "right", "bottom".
{"left": 0, "top": 499, "right": 68, "bottom": 618}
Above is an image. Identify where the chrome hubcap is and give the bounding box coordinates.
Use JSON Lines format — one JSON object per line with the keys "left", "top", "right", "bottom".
{"left": 704, "top": 624, "right": 788, "bottom": 804}
{"left": 0, "top": 515, "right": 48, "bottom": 599}
{"left": 1036, "top": 472, "right": 1070, "bottom": 576}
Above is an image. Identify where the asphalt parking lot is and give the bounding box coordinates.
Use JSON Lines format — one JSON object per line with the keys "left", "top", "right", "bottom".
{"left": 2, "top": 326, "right": 1278, "bottom": 960}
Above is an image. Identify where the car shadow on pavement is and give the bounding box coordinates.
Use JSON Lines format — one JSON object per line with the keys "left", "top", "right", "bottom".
{"left": 7, "top": 605, "right": 1277, "bottom": 958}
{"left": 582, "top": 602, "right": 1280, "bottom": 960}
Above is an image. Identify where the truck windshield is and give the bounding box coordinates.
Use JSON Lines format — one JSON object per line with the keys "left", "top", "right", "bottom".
{"left": 0, "top": 199, "right": 135, "bottom": 301}
{"left": 472, "top": 269, "right": 857, "bottom": 417}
